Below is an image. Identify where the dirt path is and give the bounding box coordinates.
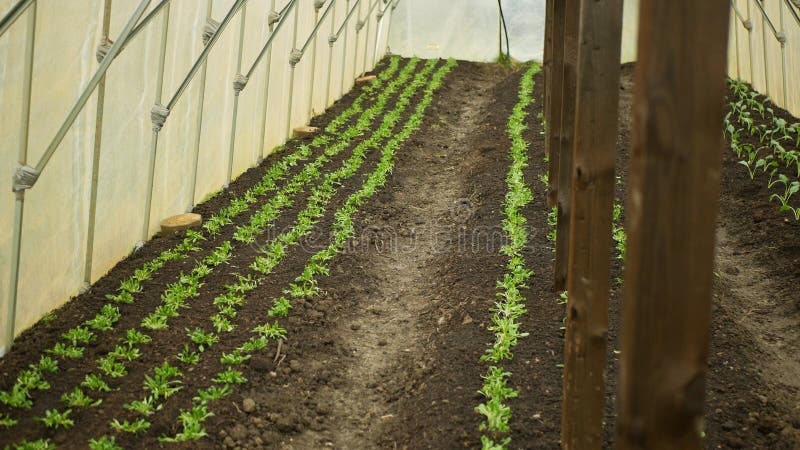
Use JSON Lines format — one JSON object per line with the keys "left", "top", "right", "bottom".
{"left": 703, "top": 148, "right": 800, "bottom": 448}
{"left": 270, "top": 62, "right": 511, "bottom": 449}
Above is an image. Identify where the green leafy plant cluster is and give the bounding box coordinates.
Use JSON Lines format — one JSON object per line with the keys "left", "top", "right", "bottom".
{"left": 157, "top": 58, "right": 457, "bottom": 444}
{"left": 725, "top": 78, "right": 800, "bottom": 220}
{"left": 35, "top": 408, "right": 74, "bottom": 429}
{"left": 477, "top": 62, "right": 541, "bottom": 449}
{"left": 0, "top": 355, "right": 58, "bottom": 409}
{"left": 8, "top": 439, "right": 55, "bottom": 449}
{"left": 88, "top": 436, "right": 122, "bottom": 450}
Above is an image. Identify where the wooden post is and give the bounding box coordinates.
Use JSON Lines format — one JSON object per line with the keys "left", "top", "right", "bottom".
{"left": 561, "top": 0, "right": 624, "bottom": 447}
{"left": 616, "top": 1, "right": 730, "bottom": 449}
{"left": 543, "top": 0, "right": 554, "bottom": 113}
{"left": 553, "top": 0, "right": 580, "bottom": 292}
{"left": 545, "top": 0, "right": 567, "bottom": 208}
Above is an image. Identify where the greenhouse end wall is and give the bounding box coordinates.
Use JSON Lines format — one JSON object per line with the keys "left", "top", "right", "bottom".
{"left": 386, "top": 0, "right": 640, "bottom": 63}
{"left": 0, "top": 0, "right": 391, "bottom": 355}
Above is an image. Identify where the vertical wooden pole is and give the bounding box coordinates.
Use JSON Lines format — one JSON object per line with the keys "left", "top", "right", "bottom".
{"left": 561, "top": 0, "right": 624, "bottom": 447}
{"left": 543, "top": 0, "right": 554, "bottom": 121}
{"left": 616, "top": 1, "right": 730, "bottom": 449}
{"left": 546, "top": 0, "right": 566, "bottom": 207}
{"left": 552, "top": 0, "right": 580, "bottom": 292}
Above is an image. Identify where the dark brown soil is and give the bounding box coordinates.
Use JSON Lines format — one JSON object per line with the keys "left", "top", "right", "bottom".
{"left": 1, "top": 58, "right": 798, "bottom": 450}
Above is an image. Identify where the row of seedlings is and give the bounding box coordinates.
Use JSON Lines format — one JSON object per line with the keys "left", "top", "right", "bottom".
{"left": 725, "top": 79, "right": 800, "bottom": 219}
{"left": 477, "top": 63, "right": 540, "bottom": 450}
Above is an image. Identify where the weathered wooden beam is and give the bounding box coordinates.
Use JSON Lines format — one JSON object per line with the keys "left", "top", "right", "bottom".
{"left": 560, "top": 0, "right": 624, "bottom": 447}
{"left": 553, "top": 0, "right": 580, "bottom": 292}
{"left": 616, "top": 1, "right": 730, "bottom": 448}
{"left": 543, "top": 0, "right": 554, "bottom": 116}
{"left": 545, "top": 0, "right": 566, "bottom": 209}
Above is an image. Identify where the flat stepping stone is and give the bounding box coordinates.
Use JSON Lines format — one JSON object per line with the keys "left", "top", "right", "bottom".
{"left": 356, "top": 75, "right": 377, "bottom": 84}
{"left": 160, "top": 213, "right": 202, "bottom": 234}
{"left": 293, "top": 126, "right": 319, "bottom": 138}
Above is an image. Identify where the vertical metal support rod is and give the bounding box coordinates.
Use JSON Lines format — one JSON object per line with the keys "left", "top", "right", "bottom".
{"left": 258, "top": 0, "right": 278, "bottom": 162}
{"left": 285, "top": 0, "right": 301, "bottom": 139}
{"left": 324, "top": 1, "right": 337, "bottom": 106}
{"left": 307, "top": 2, "right": 322, "bottom": 122}
{"left": 747, "top": 1, "right": 755, "bottom": 83}
{"left": 779, "top": 1, "right": 788, "bottom": 107}
{"left": 361, "top": 1, "right": 371, "bottom": 75}
{"left": 371, "top": 3, "right": 385, "bottom": 69}
{"left": 734, "top": 5, "right": 741, "bottom": 79}
{"left": 4, "top": 1, "right": 36, "bottom": 356}
{"left": 227, "top": 4, "right": 248, "bottom": 186}
{"left": 141, "top": 3, "right": 171, "bottom": 244}
{"left": 384, "top": 1, "right": 398, "bottom": 54}
{"left": 339, "top": 0, "right": 351, "bottom": 99}
{"left": 760, "top": 0, "right": 770, "bottom": 96}
{"left": 84, "top": 0, "right": 113, "bottom": 285}
{"left": 188, "top": 0, "right": 213, "bottom": 209}
{"left": 352, "top": 3, "right": 362, "bottom": 80}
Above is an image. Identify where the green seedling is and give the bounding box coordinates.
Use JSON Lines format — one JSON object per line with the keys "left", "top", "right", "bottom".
{"left": 98, "top": 354, "right": 127, "bottom": 378}
{"left": 61, "top": 387, "right": 101, "bottom": 407}
{"left": 37, "top": 356, "right": 59, "bottom": 373}
{"left": 88, "top": 436, "right": 122, "bottom": 450}
{"left": 186, "top": 328, "right": 219, "bottom": 352}
{"left": 268, "top": 296, "right": 292, "bottom": 317}
{"left": 177, "top": 344, "right": 200, "bottom": 365}
{"left": 110, "top": 418, "right": 150, "bottom": 434}
{"left": 110, "top": 344, "right": 141, "bottom": 362}
{"left": 193, "top": 385, "right": 232, "bottom": 405}
{"left": 240, "top": 337, "right": 269, "bottom": 353}
{"left": 252, "top": 322, "right": 286, "bottom": 340}
{"left": 48, "top": 342, "right": 84, "bottom": 359}
{"left": 0, "top": 385, "right": 32, "bottom": 409}
{"left": 82, "top": 373, "right": 111, "bottom": 392}
{"left": 106, "top": 291, "right": 134, "bottom": 304}
{"left": 124, "top": 396, "right": 162, "bottom": 416}
{"left": 10, "top": 439, "right": 55, "bottom": 450}
{"left": 0, "top": 413, "right": 17, "bottom": 427}
{"left": 143, "top": 362, "right": 182, "bottom": 400}
{"left": 62, "top": 326, "right": 95, "bottom": 345}
{"left": 210, "top": 314, "right": 235, "bottom": 333}
{"left": 119, "top": 278, "right": 142, "bottom": 294}
{"left": 476, "top": 398, "right": 512, "bottom": 434}
{"left": 18, "top": 368, "right": 49, "bottom": 391}
{"left": 220, "top": 350, "right": 251, "bottom": 365}
{"left": 481, "top": 436, "right": 511, "bottom": 450}
{"left": 141, "top": 313, "right": 169, "bottom": 330}
{"left": 212, "top": 368, "right": 247, "bottom": 385}
{"left": 122, "top": 328, "right": 151, "bottom": 346}
{"left": 35, "top": 408, "right": 73, "bottom": 429}
{"left": 41, "top": 311, "right": 57, "bottom": 325}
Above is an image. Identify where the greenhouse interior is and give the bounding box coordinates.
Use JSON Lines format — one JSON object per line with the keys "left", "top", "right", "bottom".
{"left": 0, "top": 0, "right": 798, "bottom": 448}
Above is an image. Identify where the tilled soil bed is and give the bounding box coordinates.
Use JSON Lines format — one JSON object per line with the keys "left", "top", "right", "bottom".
{"left": 1, "top": 59, "right": 798, "bottom": 449}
